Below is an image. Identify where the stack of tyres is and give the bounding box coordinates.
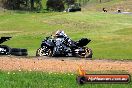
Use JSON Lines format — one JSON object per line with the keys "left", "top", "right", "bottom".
{"left": 0, "top": 37, "right": 28, "bottom": 56}
{"left": 0, "top": 45, "right": 11, "bottom": 55}
{"left": 10, "top": 48, "right": 28, "bottom": 56}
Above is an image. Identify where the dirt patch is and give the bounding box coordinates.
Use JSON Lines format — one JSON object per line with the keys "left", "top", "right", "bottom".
{"left": 0, "top": 56, "right": 132, "bottom": 73}
{"left": 0, "top": 31, "right": 22, "bottom": 34}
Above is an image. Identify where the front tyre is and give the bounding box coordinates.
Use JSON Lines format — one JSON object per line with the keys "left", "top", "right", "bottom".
{"left": 76, "top": 48, "right": 92, "bottom": 58}
{"left": 85, "top": 48, "right": 92, "bottom": 58}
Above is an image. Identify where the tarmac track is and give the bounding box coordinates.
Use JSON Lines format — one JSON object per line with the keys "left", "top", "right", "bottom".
{"left": 0, "top": 56, "right": 132, "bottom": 73}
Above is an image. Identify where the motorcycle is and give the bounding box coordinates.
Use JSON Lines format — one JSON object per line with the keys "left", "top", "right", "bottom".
{"left": 36, "top": 35, "right": 92, "bottom": 58}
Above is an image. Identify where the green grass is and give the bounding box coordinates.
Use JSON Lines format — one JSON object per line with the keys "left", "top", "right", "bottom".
{"left": 0, "top": 1, "right": 132, "bottom": 88}
{"left": 0, "top": 11, "right": 132, "bottom": 59}
{"left": 83, "top": 0, "right": 132, "bottom": 12}
{"left": 0, "top": 71, "right": 131, "bottom": 88}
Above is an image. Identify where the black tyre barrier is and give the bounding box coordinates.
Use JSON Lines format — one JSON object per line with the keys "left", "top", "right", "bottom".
{"left": 10, "top": 48, "right": 28, "bottom": 56}
{"left": 11, "top": 48, "right": 27, "bottom": 52}
{"left": 0, "top": 45, "right": 11, "bottom": 55}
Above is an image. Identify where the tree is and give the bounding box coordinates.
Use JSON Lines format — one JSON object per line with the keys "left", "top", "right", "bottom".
{"left": 30, "top": 0, "right": 34, "bottom": 10}
{"left": 1, "top": 0, "right": 29, "bottom": 10}
{"left": 35, "top": 0, "right": 42, "bottom": 10}
{"left": 65, "top": 0, "right": 75, "bottom": 6}
{"left": 46, "top": 0, "right": 65, "bottom": 11}
{"left": 1, "top": 0, "right": 42, "bottom": 11}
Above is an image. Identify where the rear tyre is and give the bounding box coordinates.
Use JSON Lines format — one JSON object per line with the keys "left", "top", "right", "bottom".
{"left": 36, "top": 47, "right": 53, "bottom": 57}
{"left": 36, "top": 47, "right": 51, "bottom": 56}
{"left": 36, "top": 48, "right": 45, "bottom": 56}
{"left": 47, "top": 48, "right": 53, "bottom": 57}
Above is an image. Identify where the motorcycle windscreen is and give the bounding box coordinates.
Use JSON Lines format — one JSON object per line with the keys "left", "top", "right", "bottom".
{"left": 77, "top": 38, "right": 91, "bottom": 47}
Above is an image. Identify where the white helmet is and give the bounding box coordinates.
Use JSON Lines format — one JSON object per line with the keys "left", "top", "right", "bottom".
{"left": 55, "top": 30, "right": 65, "bottom": 37}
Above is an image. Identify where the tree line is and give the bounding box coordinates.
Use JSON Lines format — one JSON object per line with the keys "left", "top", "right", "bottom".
{"left": 0, "top": 0, "right": 42, "bottom": 10}
{"left": 0, "top": 0, "right": 112, "bottom": 11}
{"left": 0, "top": 0, "right": 77, "bottom": 11}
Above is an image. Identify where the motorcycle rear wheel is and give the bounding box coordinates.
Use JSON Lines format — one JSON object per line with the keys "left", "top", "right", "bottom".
{"left": 36, "top": 48, "right": 46, "bottom": 56}
{"left": 47, "top": 48, "right": 53, "bottom": 57}
{"left": 36, "top": 48, "right": 53, "bottom": 57}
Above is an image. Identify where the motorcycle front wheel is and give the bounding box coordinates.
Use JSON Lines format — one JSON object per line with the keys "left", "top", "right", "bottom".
{"left": 76, "top": 48, "right": 92, "bottom": 58}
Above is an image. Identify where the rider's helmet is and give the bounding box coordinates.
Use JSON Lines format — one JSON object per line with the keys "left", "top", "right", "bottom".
{"left": 55, "top": 30, "right": 66, "bottom": 37}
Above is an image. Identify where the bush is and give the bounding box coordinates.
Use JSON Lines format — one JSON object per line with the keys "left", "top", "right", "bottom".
{"left": 46, "top": 0, "right": 65, "bottom": 12}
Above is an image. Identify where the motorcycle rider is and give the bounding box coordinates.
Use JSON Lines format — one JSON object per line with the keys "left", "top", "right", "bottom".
{"left": 53, "top": 30, "right": 72, "bottom": 46}
{"left": 52, "top": 30, "right": 72, "bottom": 55}
{"left": 54, "top": 30, "right": 67, "bottom": 38}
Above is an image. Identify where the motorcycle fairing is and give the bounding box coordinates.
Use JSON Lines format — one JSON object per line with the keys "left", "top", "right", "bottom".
{"left": 76, "top": 38, "right": 91, "bottom": 47}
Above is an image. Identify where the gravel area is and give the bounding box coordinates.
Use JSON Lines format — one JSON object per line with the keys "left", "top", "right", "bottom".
{"left": 0, "top": 56, "right": 132, "bottom": 73}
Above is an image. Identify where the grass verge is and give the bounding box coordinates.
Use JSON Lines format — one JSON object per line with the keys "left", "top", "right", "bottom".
{"left": 0, "top": 11, "right": 132, "bottom": 59}
{"left": 0, "top": 71, "right": 131, "bottom": 88}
